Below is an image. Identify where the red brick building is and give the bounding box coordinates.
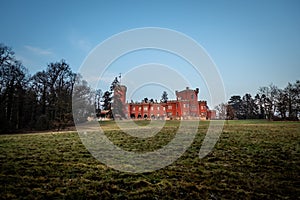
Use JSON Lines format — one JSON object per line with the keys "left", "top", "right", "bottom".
{"left": 116, "top": 85, "right": 216, "bottom": 120}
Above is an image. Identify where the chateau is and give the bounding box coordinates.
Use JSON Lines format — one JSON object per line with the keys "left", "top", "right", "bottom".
{"left": 105, "top": 85, "right": 216, "bottom": 120}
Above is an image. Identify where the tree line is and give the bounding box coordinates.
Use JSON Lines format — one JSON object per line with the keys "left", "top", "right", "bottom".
{"left": 1, "top": 42, "right": 299, "bottom": 133}
{"left": 1, "top": 40, "right": 161, "bottom": 133}
{"left": 216, "top": 81, "right": 300, "bottom": 120}
{"left": 0, "top": 43, "right": 93, "bottom": 133}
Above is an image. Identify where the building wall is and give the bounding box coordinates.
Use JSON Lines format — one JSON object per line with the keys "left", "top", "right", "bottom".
{"left": 114, "top": 85, "right": 127, "bottom": 104}
{"left": 124, "top": 86, "right": 215, "bottom": 120}
{"left": 113, "top": 85, "right": 127, "bottom": 117}
{"left": 176, "top": 87, "right": 199, "bottom": 117}
{"left": 198, "top": 101, "right": 208, "bottom": 119}
{"left": 128, "top": 103, "right": 167, "bottom": 119}
{"left": 207, "top": 110, "right": 217, "bottom": 120}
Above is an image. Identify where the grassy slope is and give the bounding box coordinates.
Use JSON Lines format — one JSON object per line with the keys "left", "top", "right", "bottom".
{"left": 0, "top": 120, "right": 299, "bottom": 199}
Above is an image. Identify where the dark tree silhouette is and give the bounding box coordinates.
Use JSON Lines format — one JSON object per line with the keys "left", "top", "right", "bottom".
{"left": 0, "top": 44, "right": 28, "bottom": 132}
{"left": 0, "top": 43, "right": 94, "bottom": 132}
{"left": 258, "top": 84, "right": 279, "bottom": 120}
{"left": 228, "top": 95, "right": 242, "bottom": 119}
{"left": 102, "top": 91, "right": 112, "bottom": 111}
{"left": 161, "top": 91, "right": 168, "bottom": 103}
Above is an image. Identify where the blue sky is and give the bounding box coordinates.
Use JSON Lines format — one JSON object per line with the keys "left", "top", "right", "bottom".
{"left": 1, "top": 0, "right": 300, "bottom": 107}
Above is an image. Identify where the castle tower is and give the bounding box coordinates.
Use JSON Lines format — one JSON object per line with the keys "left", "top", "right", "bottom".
{"left": 113, "top": 85, "right": 127, "bottom": 118}
{"left": 118, "top": 85, "right": 127, "bottom": 105}
{"left": 175, "top": 87, "right": 199, "bottom": 117}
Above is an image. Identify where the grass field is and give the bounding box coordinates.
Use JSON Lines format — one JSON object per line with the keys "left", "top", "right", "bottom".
{"left": 0, "top": 120, "right": 299, "bottom": 199}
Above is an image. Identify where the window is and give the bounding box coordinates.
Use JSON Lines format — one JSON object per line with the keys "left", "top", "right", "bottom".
{"left": 151, "top": 106, "right": 154, "bottom": 111}
{"left": 139, "top": 107, "right": 141, "bottom": 111}
{"left": 191, "top": 94, "right": 194, "bottom": 99}
{"left": 191, "top": 105, "right": 196, "bottom": 111}
{"left": 132, "top": 107, "right": 135, "bottom": 111}
{"left": 157, "top": 107, "right": 160, "bottom": 111}
{"left": 168, "top": 105, "right": 172, "bottom": 109}
{"left": 163, "top": 107, "right": 165, "bottom": 111}
{"left": 144, "top": 106, "right": 148, "bottom": 111}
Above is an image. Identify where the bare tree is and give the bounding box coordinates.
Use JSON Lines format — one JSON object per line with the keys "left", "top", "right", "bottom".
{"left": 258, "top": 84, "right": 279, "bottom": 120}
{"left": 284, "top": 81, "right": 300, "bottom": 119}
{"left": 0, "top": 44, "right": 28, "bottom": 132}
{"left": 215, "top": 103, "right": 227, "bottom": 119}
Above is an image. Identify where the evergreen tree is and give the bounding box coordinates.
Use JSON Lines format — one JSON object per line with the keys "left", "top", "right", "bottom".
{"left": 161, "top": 91, "right": 168, "bottom": 103}
{"left": 102, "top": 91, "right": 112, "bottom": 110}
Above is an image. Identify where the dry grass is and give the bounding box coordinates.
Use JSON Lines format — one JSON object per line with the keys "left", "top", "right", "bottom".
{"left": 0, "top": 120, "right": 299, "bottom": 199}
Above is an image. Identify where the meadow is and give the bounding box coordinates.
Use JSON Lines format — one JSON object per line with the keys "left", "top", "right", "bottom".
{"left": 0, "top": 120, "right": 299, "bottom": 199}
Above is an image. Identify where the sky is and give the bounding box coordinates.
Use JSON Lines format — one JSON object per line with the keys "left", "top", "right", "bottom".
{"left": 1, "top": 0, "right": 300, "bottom": 108}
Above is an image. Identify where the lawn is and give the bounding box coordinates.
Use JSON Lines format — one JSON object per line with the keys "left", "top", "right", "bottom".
{"left": 0, "top": 120, "right": 299, "bottom": 199}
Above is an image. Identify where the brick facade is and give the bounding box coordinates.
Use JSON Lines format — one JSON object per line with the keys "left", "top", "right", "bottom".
{"left": 116, "top": 85, "right": 215, "bottom": 120}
